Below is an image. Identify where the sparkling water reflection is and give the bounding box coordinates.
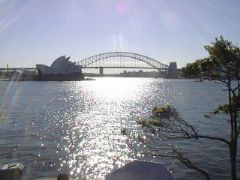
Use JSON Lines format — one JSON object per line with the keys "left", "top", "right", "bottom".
{"left": 0, "top": 78, "right": 239, "bottom": 179}
{"left": 50, "top": 78, "right": 155, "bottom": 179}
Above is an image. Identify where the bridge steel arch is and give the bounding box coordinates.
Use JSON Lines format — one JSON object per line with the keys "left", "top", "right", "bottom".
{"left": 77, "top": 52, "right": 169, "bottom": 70}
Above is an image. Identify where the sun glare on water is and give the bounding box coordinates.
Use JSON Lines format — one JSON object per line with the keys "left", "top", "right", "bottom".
{"left": 86, "top": 77, "right": 143, "bottom": 101}
{"left": 54, "top": 78, "right": 147, "bottom": 179}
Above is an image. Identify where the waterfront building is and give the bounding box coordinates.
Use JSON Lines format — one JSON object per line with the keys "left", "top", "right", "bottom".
{"left": 36, "top": 56, "right": 84, "bottom": 81}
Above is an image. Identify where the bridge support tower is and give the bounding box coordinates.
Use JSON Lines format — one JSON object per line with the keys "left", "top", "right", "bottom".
{"left": 167, "top": 62, "right": 179, "bottom": 79}
{"left": 99, "top": 67, "right": 104, "bottom": 76}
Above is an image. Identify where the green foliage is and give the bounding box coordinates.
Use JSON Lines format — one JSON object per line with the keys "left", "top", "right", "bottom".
{"left": 180, "top": 58, "right": 213, "bottom": 78}
{"left": 137, "top": 118, "right": 163, "bottom": 127}
{"left": 182, "top": 36, "right": 240, "bottom": 179}
{"left": 152, "top": 105, "right": 176, "bottom": 118}
{"left": 137, "top": 105, "right": 178, "bottom": 129}
{"left": 232, "top": 95, "right": 240, "bottom": 105}
{"left": 214, "top": 104, "right": 230, "bottom": 114}
{"left": 181, "top": 36, "right": 240, "bottom": 79}
{"left": 213, "top": 96, "right": 240, "bottom": 114}
{"left": 180, "top": 62, "right": 200, "bottom": 78}
{"left": 135, "top": 37, "right": 240, "bottom": 179}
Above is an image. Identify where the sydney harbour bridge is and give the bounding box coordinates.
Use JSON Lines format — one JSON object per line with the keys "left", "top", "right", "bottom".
{"left": 0, "top": 52, "right": 179, "bottom": 78}
{"left": 77, "top": 52, "right": 178, "bottom": 78}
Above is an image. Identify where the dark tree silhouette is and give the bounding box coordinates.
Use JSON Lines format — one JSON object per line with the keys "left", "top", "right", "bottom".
{"left": 137, "top": 37, "right": 240, "bottom": 180}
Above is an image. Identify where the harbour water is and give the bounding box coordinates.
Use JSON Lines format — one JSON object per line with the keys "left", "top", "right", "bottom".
{"left": 0, "top": 78, "right": 239, "bottom": 179}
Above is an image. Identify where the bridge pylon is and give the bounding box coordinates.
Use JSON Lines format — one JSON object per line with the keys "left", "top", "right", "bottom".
{"left": 99, "top": 67, "right": 104, "bottom": 76}
{"left": 167, "top": 62, "right": 179, "bottom": 78}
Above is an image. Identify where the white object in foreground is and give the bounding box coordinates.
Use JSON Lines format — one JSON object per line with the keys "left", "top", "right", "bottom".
{"left": 0, "top": 163, "right": 24, "bottom": 180}
{"left": 106, "top": 160, "right": 174, "bottom": 180}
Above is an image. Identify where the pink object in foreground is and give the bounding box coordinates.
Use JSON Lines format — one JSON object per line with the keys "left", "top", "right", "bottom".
{"left": 106, "top": 160, "right": 174, "bottom": 180}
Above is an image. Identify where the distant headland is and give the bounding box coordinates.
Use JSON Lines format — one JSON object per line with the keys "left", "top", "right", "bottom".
{"left": 0, "top": 56, "right": 85, "bottom": 81}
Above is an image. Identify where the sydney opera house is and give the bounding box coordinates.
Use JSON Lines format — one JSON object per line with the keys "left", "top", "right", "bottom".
{"left": 36, "top": 56, "right": 84, "bottom": 81}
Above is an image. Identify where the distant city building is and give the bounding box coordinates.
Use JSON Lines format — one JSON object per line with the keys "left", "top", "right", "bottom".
{"left": 120, "top": 70, "right": 161, "bottom": 77}
{"left": 36, "top": 56, "right": 84, "bottom": 81}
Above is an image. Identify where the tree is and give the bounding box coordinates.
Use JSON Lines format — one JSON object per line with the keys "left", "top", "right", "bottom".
{"left": 136, "top": 37, "right": 240, "bottom": 180}
{"left": 201, "top": 37, "right": 240, "bottom": 180}
{"left": 180, "top": 61, "right": 201, "bottom": 78}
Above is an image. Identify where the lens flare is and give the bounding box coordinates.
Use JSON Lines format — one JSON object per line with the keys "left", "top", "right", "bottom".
{"left": 0, "top": 81, "right": 22, "bottom": 122}
{"left": 112, "top": 34, "right": 125, "bottom": 52}
{"left": 116, "top": 1, "right": 129, "bottom": 14}
{"left": 0, "top": 0, "right": 31, "bottom": 32}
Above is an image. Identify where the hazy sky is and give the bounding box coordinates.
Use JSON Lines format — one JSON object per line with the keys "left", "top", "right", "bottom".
{"left": 0, "top": 0, "right": 240, "bottom": 68}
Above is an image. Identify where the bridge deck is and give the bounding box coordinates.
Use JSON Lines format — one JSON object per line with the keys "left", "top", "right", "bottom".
{"left": 0, "top": 68, "right": 36, "bottom": 71}
{"left": 82, "top": 67, "right": 168, "bottom": 70}
{"left": 0, "top": 67, "right": 169, "bottom": 70}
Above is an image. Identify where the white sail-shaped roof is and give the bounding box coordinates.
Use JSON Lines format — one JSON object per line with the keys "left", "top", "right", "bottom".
{"left": 51, "top": 56, "right": 67, "bottom": 68}
{"left": 36, "top": 56, "right": 82, "bottom": 76}
{"left": 36, "top": 64, "right": 51, "bottom": 75}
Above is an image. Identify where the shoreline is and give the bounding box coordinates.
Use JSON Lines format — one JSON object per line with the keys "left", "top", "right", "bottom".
{"left": 0, "top": 77, "right": 95, "bottom": 82}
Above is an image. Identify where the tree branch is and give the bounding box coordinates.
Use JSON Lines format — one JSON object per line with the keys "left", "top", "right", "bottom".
{"left": 144, "top": 149, "right": 210, "bottom": 180}
{"left": 237, "top": 125, "right": 240, "bottom": 136}
{"left": 194, "top": 135, "right": 230, "bottom": 145}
